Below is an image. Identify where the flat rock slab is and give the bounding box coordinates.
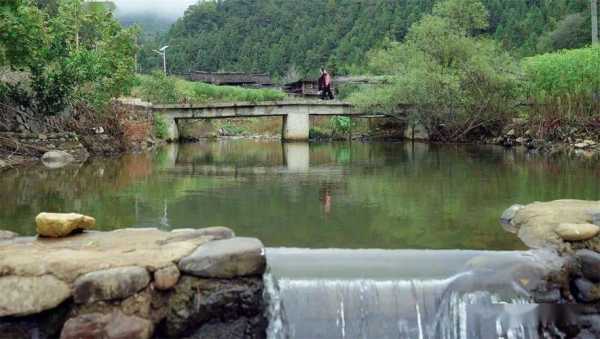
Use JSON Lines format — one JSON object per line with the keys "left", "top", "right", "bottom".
{"left": 0, "top": 275, "right": 71, "bottom": 317}
{"left": 73, "top": 266, "right": 150, "bottom": 304}
{"left": 179, "top": 237, "right": 266, "bottom": 278}
{"left": 508, "top": 200, "right": 600, "bottom": 248}
{"left": 0, "top": 228, "right": 218, "bottom": 283}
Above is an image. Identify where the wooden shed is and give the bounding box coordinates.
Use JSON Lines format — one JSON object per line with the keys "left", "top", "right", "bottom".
{"left": 188, "top": 71, "right": 273, "bottom": 87}
{"left": 283, "top": 79, "right": 321, "bottom": 97}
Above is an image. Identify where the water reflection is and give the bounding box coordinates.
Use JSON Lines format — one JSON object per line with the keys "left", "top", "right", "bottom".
{"left": 2, "top": 141, "right": 600, "bottom": 250}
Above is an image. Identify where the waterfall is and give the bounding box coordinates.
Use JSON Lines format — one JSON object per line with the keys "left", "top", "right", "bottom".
{"left": 264, "top": 248, "right": 563, "bottom": 339}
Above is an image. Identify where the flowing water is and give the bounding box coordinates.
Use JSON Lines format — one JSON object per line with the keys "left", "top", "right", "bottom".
{"left": 2, "top": 140, "right": 599, "bottom": 338}
{"left": 264, "top": 248, "right": 565, "bottom": 339}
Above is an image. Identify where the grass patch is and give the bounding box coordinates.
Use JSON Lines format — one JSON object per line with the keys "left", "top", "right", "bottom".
{"left": 133, "top": 72, "right": 287, "bottom": 104}
{"left": 523, "top": 46, "right": 600, "bottom": 119}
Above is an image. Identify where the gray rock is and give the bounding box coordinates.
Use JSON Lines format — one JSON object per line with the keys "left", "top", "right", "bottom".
{"left": 153, "top": 264, "right": 180, "bottom": 290}
{"left": 41, "top": 150, "right": 75, "bottom": 169}
{"left": 577, "top": 249, "right": 600, "bottom": 283}
{"left": 500, "top": 204, "right": 524, "bottom": 226}
{"left": 60, "top": 310, "right": 153, "bottom": 339}
{"left": 0, "top": 275, "right": 71, "bottom": 317}
{"left": 178, "top": 237, "right": 265, "bottom": 278}
{"left": 73, "top": 266, "right": 150, "bottom": 304}
{"left": 555, "top": 223, "right": 600, "bottom": 241}
{"left": 574, "top": 278, "right": 600, "bottom": 303}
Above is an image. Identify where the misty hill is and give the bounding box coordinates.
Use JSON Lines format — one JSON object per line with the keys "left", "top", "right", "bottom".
{"left": 118, "top": 12, "right": 175, "bottom": 36}
{"left": 140, "top": 0, "right": 592, "bottom": 77}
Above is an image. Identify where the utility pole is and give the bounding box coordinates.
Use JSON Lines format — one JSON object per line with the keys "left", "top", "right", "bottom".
{"left": 593, "top": 0, "right": 598, "bottom": 45}
{"left": 153, "top": 45, "right": 169, "bottom": 75}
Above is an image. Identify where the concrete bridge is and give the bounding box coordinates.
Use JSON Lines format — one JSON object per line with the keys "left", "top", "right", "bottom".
{"left": 126, "top": 100, "right": 377, "bottom": 141}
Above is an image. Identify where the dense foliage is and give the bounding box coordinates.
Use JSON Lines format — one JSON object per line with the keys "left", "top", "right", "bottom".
{"left": 348, "top": 0, "right": 521, "bottom": 142}
{"left": 0, "top": 0, "right": 137, "bottom": 115}
{"left": 523, "top": 46, "right": 600, "bottom": 118}
{"left": 133, "top": 72, "right": 286, "bottom": 104}
{"left": 139, "top": 0, "right": 592, "bottom": 77}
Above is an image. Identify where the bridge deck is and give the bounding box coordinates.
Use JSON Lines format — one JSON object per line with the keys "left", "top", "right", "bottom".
{"left": 144, "top": 100, "right": 361, "bottom": 119}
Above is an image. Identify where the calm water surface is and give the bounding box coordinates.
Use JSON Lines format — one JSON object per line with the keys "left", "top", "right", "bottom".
{"left": 2, "top": 141, "right": 600, "bottom": 250}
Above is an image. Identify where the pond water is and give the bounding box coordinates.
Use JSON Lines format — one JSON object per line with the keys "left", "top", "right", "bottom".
{"left": 2, "top": 140, "right": 600, "bottom": 250}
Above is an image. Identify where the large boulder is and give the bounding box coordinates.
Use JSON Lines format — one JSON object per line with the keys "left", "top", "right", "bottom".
{"left": 178, "top": 237, "right": 266, "bottom": 278}
{"left": 73, "top": 266, "right": 150, "bottom": 304}
{"left": 505, "top": 200, "right": 600, "bottom": 248}
{"left": 41, "top": 150, "right": 75, "bottom": 169}
{"left": 35, "top": 212, "right": 95, "bottom": 238}
{"left": 0, "top": 275, "right": 71, "bottom": 317}
{"left": 60, "top": 311, "right": 153, "bottom": 339}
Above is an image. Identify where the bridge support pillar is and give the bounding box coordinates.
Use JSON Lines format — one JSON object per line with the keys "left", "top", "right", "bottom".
{"left": 282, "top": 113, "right": 310, "bottom": 141}
{"left": 164, "top": 117, "right": 179, "bottom": 142}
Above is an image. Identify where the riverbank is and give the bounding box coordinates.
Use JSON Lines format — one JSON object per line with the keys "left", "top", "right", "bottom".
{"left": 0, "top": 225, "right": 266, "bottom": 339}
{"left": 0, "top": 102, "right": 162, "bottom": 172}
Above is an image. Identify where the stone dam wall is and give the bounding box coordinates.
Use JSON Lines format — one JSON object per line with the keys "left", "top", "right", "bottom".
{"left": 0, "top": 227, "right": 267, "bottom": 339}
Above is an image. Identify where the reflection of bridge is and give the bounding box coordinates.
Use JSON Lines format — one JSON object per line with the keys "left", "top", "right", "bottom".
{"left": 162, "top": 143, "right": 313, "bottom": 173}
{"left": 127, "top": 100, "right": 384, "bottom": 141}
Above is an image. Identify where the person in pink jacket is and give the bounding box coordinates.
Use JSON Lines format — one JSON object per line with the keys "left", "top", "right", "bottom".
{"left": 319, "top": 68, "right": 334, "bottom": 100}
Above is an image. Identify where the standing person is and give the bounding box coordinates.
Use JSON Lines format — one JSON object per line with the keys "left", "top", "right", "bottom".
{"left": 318, "top": 68, "right": 326, "bottom": 99}
{"left": 322, "top": 69, "right": 334, "bottom": 100}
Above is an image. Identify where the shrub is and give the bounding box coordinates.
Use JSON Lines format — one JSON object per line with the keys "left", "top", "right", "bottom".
{"left": 330, "top": 116, "right": 353, "bottom": 136}
{"left": 153, "top": 112, "right": 168, "bottom": 139}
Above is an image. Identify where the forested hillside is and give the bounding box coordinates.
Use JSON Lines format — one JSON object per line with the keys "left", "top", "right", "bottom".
{"left": 139, "top": 0, "right": 593, "bottom": 77}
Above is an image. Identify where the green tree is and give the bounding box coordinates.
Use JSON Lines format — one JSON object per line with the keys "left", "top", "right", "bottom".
{"left": 1, "top": 0, "right": 137, "bottom": 115}
{"left": 349, "top": 0, "right": 520, "bottom": 142}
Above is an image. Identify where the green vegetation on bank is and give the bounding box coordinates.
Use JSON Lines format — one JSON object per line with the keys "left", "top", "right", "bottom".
{"left": 0, "top": 0, "right": 137, "bottom": 115}
{"left": 132, "top": 72, "right": 286, "bottom": 104}
{"left": 348, "top": 0, "right": 521, "bottom": 142}
{"left": 139, "top": 0, "right": 591, "bottom": 77}
{"left": 523, "top": 46, "right": 600, "bottom": 118}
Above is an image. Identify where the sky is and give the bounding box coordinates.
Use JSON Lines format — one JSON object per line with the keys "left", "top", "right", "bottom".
{"left": 112, "top": 0, "right": 199, "bottom": 18}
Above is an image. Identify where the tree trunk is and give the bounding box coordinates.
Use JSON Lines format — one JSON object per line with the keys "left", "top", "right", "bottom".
{"left": 593, "top": 0, "right": 598, "bottom": 45}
